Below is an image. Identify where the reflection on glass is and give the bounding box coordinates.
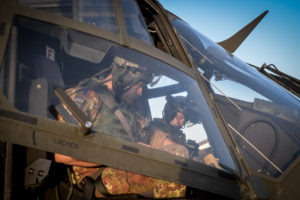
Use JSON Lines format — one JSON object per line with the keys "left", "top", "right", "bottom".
{"left": 77, "top": 0, "right": 118, "bottom": 33}
{"left": 122, "top": 0, "right": 154, "bottom": 45}
{"left": 19, "top": 0, "right": 119, "bottom": 33}
{"left": 172, "top": 18, "right": 300, "bottom": 177}
{"left": 1, "top": 16, "right": 236, "bottom": 172}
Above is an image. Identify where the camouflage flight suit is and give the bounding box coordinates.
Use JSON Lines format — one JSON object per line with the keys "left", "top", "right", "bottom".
{"left": 142, "top": 119, "right": 222, "bottom": 168}
{"left": 140, "top": 119, "right": 187, "bottom": 146}
{"left": 141, "top": 119, "right": 190, "bottom": 157}
{"left": 61, "top": 85, "right": 186, "bottom": 198}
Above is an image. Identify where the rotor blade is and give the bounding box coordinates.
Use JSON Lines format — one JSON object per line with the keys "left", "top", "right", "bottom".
{"left": 218, "top": 10, "right": 269, "bottom": 53}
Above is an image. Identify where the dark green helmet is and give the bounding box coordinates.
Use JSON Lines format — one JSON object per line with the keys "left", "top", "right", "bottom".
{"left": 163, "top": 95, "right": 185, "bottom": 124}
{"left": 163, "top": 94, "right": 201, "bottom": 125}
{"left": 112, "top": 57, "right": 152, "bottom": 96}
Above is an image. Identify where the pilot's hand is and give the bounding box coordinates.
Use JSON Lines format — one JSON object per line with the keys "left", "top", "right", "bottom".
{"left": 203, "top": 153, "right": 221, "bottom": 169}
{"left": 137, "top": 142, "right": 152, "bottom": 148}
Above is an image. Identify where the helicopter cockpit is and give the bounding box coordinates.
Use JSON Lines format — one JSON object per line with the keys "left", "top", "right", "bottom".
{"left": 0, "top": 0, "right": 242, "bottom": 199}
{"left": 1, "top": 0, "right": 237, "bottom": 167}
{"left": 0, "top": 12, "right": 235, "bottom": 169}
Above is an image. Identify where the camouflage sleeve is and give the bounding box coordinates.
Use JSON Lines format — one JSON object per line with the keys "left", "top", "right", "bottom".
{"left": 60, "top": 87, "right": 102, "bottom": 124}
{"left": 99, "top": 130, "right": 188, "bottom": 198}
{"left": 101, "top": 167, "right": 186, "bottom": 198}
{"left": 154, "top": 179, "right": 186, "bottom": 198}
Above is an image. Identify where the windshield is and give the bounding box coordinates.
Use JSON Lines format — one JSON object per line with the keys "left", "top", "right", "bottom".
{"left": 19, "top": 0, "right": 154, "bottom": 45}
{"left": 20, "top": 0, "right": 119, "bottom": 33}
{"left": 0, "top": 16, "right": 237, "bottom": 173}
{"left": 172, "top": 19, "right": 300, "bottom": 177}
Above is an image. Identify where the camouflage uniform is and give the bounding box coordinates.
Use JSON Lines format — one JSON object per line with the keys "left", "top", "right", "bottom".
{"left": 61, "top": 85, "right": 186, "bottom": 198}
{"left": 141, "top": 119, "right": 187, "bottom": 146}
{"left": 101, "top": 168, "right": 186, "bottom": 198}
{"left": 66, "top": 85, "right": 138, "bottom": 141}
{"left": 150, "top": 130, "right": 189, "bottom": 158}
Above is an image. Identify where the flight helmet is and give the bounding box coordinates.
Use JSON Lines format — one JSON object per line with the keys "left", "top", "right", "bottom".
{"left": 163, "top": 94, "right": 201, "bottom": 126}
{"left": 163, "top": 95, "right": 186, "bottom": 124}
{"left": 112, "top": 56, "right": 152, "bottom": 97}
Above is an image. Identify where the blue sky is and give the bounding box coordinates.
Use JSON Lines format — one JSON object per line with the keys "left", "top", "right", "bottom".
{"left": 159, "top": 0, "right": 300, "bottom": 79}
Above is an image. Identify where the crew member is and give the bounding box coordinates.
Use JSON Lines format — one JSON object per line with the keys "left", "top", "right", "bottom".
{"left": 55, "top": 56, "right": 186, "bottom": 199}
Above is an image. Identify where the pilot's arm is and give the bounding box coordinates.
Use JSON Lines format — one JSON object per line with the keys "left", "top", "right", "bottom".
{"left": 150, "top": 130, "right": 221, "bottom": 168}
{"left": 150, "top": 130, "right": 189, "bottom": 158}
{"left": 54, "top": 153, "right": 100, "bottom": 167}
{"left": 54, "top": 107, "right": 101, "bottom": 167}
{"left": 54, "top": 87, "right": 103, "bottom": 167}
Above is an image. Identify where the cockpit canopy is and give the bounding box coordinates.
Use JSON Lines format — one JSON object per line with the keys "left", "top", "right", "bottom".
{"left": 0, "top": 8, "right": 236, "bottom": 175}
{"left": 170, "top": 17, "right": 300, "bottom": 177}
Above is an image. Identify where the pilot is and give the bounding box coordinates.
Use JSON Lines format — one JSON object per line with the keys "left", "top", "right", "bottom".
{"left": 142, "top": 94, "right": 221, "bottom": 166}
{"left": 141, "top": 95, "right": 197, "bottom": 158}
{"left": 150, "top": 95, "right": 188, "bottom": 146}
{"left": 54, "top": 57, "right": 186, "bottom": 199}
